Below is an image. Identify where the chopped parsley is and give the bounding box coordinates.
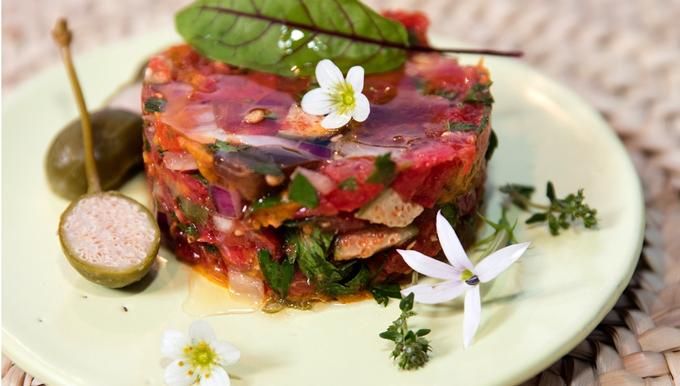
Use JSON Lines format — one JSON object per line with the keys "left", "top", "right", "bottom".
{"left": 370, "top": 283, "right": 402, "bottom": 306}
{"left": 289, "top": 173, "right": 319, "bottom": 208}
{"left": 143, "top": 97, "right": 167, "bottom": 113}
{"left": 284, "top": 228, "right": 369, "bottom": 296}
{"left": 440, "top": 203, "right": 459, "bottom": 226}
{"left": 178, "top": 223, "right": 198, "bottom": 239}
{"left": 367, "top": 153, "right": 396, "bottom": 186}
{"left": 463, "top": 83, "right": 494, "bottom": 106}
{"left": 338, "top": 177, "right": 358, "bottom": 191}
{"left": 250, "top": 195, "right": 282, "bottom": 211}
{"left": 258, "top": 249, "right": 294, "bottom": 298}
{"left": 177, "top": 197, "right": 209, "bottom": 224}
{"left": 203, "top": 244, "right": 220, "bottom": 254}
{"left": 208, "top": 140, "right": 244, "bottom": 153}
{"left": 485, "top": 129, "right": 498, "bottom": 161}
{"left": 446, "top": 121, "right": 479, "bottom": 132}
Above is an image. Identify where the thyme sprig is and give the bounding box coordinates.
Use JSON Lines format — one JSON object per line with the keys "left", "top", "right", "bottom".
{"left": 379, "top": 293, "right": 432, "bottom": 370}
{"left": 500, "top": 181, "right": 598, "bottom": 236}
{"left": 473, "top": 206, "right": 518, "bottom": 256}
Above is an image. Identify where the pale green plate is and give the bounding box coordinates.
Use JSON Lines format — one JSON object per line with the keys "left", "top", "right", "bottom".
{"left": 2, "top": 29, "right": 644, "bottom": 386}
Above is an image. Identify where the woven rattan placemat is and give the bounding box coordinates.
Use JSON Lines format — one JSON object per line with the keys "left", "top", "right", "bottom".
{"left": 3, "top": 0, "right": 679, "bottom": 384}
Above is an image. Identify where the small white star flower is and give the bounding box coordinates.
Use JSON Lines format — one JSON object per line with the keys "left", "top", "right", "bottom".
{"left": 398, "top": 212, "right": 530, "bottom": 349}
{"left": 301, "top": 59, "right": 370, "bottom": 129}
{"left": 161, "top": 320, "right": 240, "bottom": 386}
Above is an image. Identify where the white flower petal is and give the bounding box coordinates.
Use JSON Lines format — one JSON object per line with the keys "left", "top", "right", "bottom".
{"left": 301, "top": 88, "right": 333, "bottom": 116}
{"left": 463, "top": 286, "right": 481, "bottom": 349}
{"left": 321, "top": 111, "right": 351, "bottom": 129}
{"left": 214, "top": 341, "right": 241, "bottom": 366}
{"left": 315, "top": 59, "right": 344, "bottom": 89}
{"left": 345, "top": 66, "right": 364, "bottom": 92}
{"left": 161, "top": 330, "right": 190, "bottom": 359}
{"left": 397, "top": 249, "right": 458, "bottom": 280}
{"left": 164, "top": 359, "right": 195, "bottom": 386}
{"left": 352, "top": 93, "right": 370, "bottom": 122}
{"left": 476, "top": 242, "right": 531, "bottom": 283}
{"left": 189, "top": 320, "right": 216, "bottom": 344}
{"left": 436, "top": 211, "right": 474, "bottom": 272}
{"left": 401, "top": 280, "right": 467, "bottom": 304}
{"left": 199, "top": 367, "right": 230, "bottom": 386}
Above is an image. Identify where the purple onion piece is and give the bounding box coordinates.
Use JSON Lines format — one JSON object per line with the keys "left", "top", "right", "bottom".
{"left": 210, "top": 185, "right": 243, "bottom": 219}
{"left": 297, "top": 141, "right": 332, "bottom": 159}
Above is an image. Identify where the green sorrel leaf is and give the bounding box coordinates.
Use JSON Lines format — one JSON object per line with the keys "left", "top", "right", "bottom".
{"left": 175, "top": 0, "right": 410, "bottom": 77}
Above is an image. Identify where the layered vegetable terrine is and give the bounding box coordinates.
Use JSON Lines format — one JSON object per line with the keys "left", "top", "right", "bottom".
{"left": 142, "top": 14, "right": 494, "bottom": 308}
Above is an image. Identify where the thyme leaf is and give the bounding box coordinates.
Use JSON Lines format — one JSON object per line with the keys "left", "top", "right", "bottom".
{"left": 499, "top": 181, "right": 599, "bottom": 236}
{"left": 379, "top": 293, "right": 432, "bottom": 370}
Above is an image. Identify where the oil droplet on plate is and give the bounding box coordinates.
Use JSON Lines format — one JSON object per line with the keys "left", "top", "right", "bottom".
{"left": 182, "top": 270, "right": 260, "bottom": 317}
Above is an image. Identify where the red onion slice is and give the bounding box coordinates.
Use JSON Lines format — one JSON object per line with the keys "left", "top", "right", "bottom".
{"left": 297, "top": 141, "right": 332, "bottom": 159}
{"left": 212, "top": 214, "right": 234, "bottom": 233}
{"left": 210, "top": 185, "right": 243, "bottom": 219}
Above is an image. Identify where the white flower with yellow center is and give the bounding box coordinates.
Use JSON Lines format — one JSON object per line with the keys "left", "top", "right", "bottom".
{"left": 161, "top": 320, "right": 240, "bottom": 386}
{"left": 398, "top": 212, "right": 531, "bottom": 348}
{"left": 301, "top": 59, "right": 370, "bottom": 129}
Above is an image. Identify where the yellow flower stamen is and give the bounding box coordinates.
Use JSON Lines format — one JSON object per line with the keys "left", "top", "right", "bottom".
{"left": 461, "top": 269, "right": 480, "bottom": 285}
{"left": 331, "top": 82, "right": 356, "bottom": 115}
{"left": 188, "top": 340, "right": 219, "bottom": 370}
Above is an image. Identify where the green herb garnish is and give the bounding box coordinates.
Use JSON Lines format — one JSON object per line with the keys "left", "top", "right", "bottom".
{"left": 485, "top": 129, "right": 498, "bottom": 161}
{"left": 143, "top": 97, "right": 167, "bottom": 113}
{"left": 250, "top": 195, "right": 283, "bottom": 211}
{"left": 446, "top": 121, "right": 479, "bottom": 132}
{"left": 463, "top": 83, "right": 494, "bottom": 106}
{"left": 500, "top": 181, "right": 599, "bottom": 235}
{"left": 367, "top": 153, "right": 396, "bottom": 186}
{"left": 178, "top": 222, "right": 199, "bottom": 238}
{"left": 258, "top": 249, "right": 295, "bottom": 298}
{"left": 285, "top": 228, "right": 368, "bottom": 296}
{"left": 370, "top": 283, "right": 402, "bottom": 306}
{"left": 338, "top": 177, "right": 358, "bottom": 191}
{"left": 379, "top": 293, "right": 432, "bottom": 370}
{"left": 440, "top": 203, "right": 459, "bottom": 226}
{"left": 176, "top": 0, "right": 409, "bottom": 77}
{"left": 178, "top": 197, "right": 209, "bottom": 223}
{"left": 322, "top": 265, "right": 371, "bottom": 296}
{"left": 204, "top": 244, "right": 220, "bottom": 254}
{"left": 189, "top": 172, "right": 209, "bottom": 185}
{"left": 289, "top": 173, "right": 319, "bottom": 208}
{"left": 208, "top": 140, "right": 244, "bottom": 153}
{"left": 473, "top": 206, "right": 518, "bottom": 256}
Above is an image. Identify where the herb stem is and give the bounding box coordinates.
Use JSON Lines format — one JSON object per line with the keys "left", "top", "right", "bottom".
{"left": 507, "top": 192, "right": 550, "bottom": 211}
{"left": 52, "top": 19, "right": 101, "bottom": 194}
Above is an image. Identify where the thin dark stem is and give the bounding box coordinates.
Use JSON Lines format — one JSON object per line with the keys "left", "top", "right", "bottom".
{"left": 52, "top": 19, "right": 101, "bottom": 193}
{"left": 200, "top": 5, "right": 523, "bottom": 58}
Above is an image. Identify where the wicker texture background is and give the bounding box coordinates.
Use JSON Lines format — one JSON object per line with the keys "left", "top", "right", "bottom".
{"left": 2, "top": 0, "right": 679, "bottom": 385}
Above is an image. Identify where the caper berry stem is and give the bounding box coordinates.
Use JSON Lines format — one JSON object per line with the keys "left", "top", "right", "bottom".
{"left": 52, "top": 18, "right": 101, "bottom": 193}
